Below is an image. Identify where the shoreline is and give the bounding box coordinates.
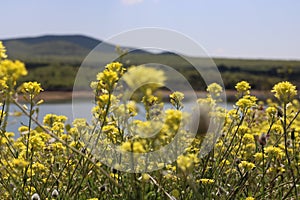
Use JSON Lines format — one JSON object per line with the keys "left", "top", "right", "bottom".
{"left": 23, "top": 90, "right": 274, "bottom": 103}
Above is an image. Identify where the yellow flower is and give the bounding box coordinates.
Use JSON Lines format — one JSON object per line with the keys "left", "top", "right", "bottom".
{"left": 0, "top": 59, "right": 27, "bottom": 82}
{"left": 197, "top": 178, "right": 215, "bottom": 184}
{"left": 237, "top": 125, "right": 250, "bottom": 135}
{"left": 12, "top": 158, "right": 29, "bottom": 168}
{"left": 123, "top": 65, "right": 166, "bottom": 91}
{"left": 266, "top": 106, "right": 277, "bottom": 117}
{"left": 165, "top": 109, "right": 183, "bottom": 126}
{"left": 69, "top": 141, "right": 85, "bottom": 148}
{"left": 97, "top": 94, "right": 116, "bottom": 107}
{"left": 238, "top": 161, "right": 256, "bottom": 171}
{"left": 219, "top": 159, "right": 230, "bottom": 166}
{"left": 106, "top": 62, "right": 124, "bottom": 74}
{"left": 253, "top": 152, "right": 267, "bottom": 162}
{"left": 245, "top": 143, "right": 256, "bottom": 151}
{"left": 51, "top": 122, "right": 65, "bottom": 134}
{"left": 94, "top": 62, "right": 125, "bottom": 92}
{"left": 225, "top": 168, "right": 237, "bottom": 174}
{"left": 127, "top": 101, "right": 137, "bottom": 117}
{"left": 97, "top": 70, "right": 119, "bottom": 87}
{"left": 141, "top": 173, "right": 150, "bottom": 182}
{"left": 235, "top": 81, "right": 251, "bottom": 94}
{"left": 267, "top": 166, "right": 285, "bottom": 174}
{"left": 242, "top": 133, "right": 255, "bottom": 143}
{"left": 32, "top": 162, "right": 47, "bottom": 172}
{"left": 50, "top": 142, "right": 66, "bottom": 151}
{"left": 102, "top": 125, "right": 120, "bottom": 143}
{"left": 141, "top": 93, "right": 158, "bottom": 106}
{"left": 29, "top": 135, "right": 45, "bottom": 149}
{"left": 163, "top": 173, "right": 179, "bottom": 181}
{"left": 177, "top": 155, "right": 193, "bottom": 172}
{"left": 72, "top": 118, "right": 87, "bottom": 127}
{"left": 170, "top": 189, "right": 180, "bottom": 199}
{"left": 0, "top": 41, "right": 7, "bottom": 59}
{"left": 236, "top": 95, "right": 257, "bottom": 109}
{"left": 132, "top": 141, "right": 146, "bottom": 153}
{"left": 20, "top": 81, "right": 43, "bottom": 98}
{"left": 176, "top": 154, "right": 198, "bottom": 172}
{"left": 43, "top": 114, "right": 67, "bottom": 126}
{"left": 271, "top": 124, "right": 283, "bottom": 135}
{"left": 265, "top": 146, "right": 285, "bottom": 160}
{"left": 0, "top": 77, "right": 8, "bottom": 91}
{"left": 207, "top": 83, "right": 223, "bottom": 99}
{"left": 245, "top": 197, "right": 255, "bottom": 200}
{"left": 166, "top": 164, "right": 176, "bottom": 172}
{"left": 120, "top": 141, "right": 146, "bottom": 153}
{"left": 271, "top": 81, "right": 297, "bottom": 103}
{"left": 170, "top": 91, "right": 184, "bottom": 109}
{"left": 5, "top": 132, "right": 14, "bottom": 138}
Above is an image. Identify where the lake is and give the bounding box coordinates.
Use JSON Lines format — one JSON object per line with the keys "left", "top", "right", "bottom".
{"left": 7, "top": 101, "right": 232, "bottom": 134}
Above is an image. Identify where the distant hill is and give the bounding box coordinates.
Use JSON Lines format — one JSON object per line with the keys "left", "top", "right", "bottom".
{"left": 2, "top": 35, "right": 148, "bottom": 61}
{"left": 1, "top": 34, "right": 300, "bottom": 92}
{"left": 2, "top": 34, "right": 299, "bottom": 66}
{"left": 2, "top": 35, "right": 116, "bottom": 61}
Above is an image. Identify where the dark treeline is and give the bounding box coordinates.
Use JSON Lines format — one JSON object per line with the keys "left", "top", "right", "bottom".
{"left": 19, "top": 60, "right": 300, "bottom": 91}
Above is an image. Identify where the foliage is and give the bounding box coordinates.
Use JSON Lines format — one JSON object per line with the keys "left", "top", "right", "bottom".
{"left": 4, "top": 35, "right": 300, "bottom": 92}
{"left": 1, "top": 42, "right": 300, "bottom": 200}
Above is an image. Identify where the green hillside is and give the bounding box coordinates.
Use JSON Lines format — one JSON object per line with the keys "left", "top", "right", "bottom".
{"left": 2, "top": 35, "right": 300, "bottom": 91}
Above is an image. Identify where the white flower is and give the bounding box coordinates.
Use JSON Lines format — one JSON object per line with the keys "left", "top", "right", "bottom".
{"left": 52, "top": 189, "right": 59, "bottom": 198}
{"left": 31, "top": 193, "right": 40, "bottom": 200}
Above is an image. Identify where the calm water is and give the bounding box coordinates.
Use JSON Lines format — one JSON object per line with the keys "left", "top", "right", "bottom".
{"left": 7, "top": 101, "right": 232, "bottom": 134}
{"left": 7, "top": 101, "right": 90, "bottom": 133}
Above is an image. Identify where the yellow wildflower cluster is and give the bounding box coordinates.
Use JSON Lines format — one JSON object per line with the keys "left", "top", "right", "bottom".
{"left": 235, "top": 80, "right": 251, "bottom": 94}
{"left": 91, "top": 62, "right": 125, "bottom": 93}
{"left": 235, "top": 95, "right": 257, "bottom": 110}
{"left": 1, "top": 40, "right": 300, "bottom": 199}
{"left": 0, "top": 59, "right": 27, "bottom": 88}
{"left": 197, "top": 178, "right": 215, "bottom": 184}
{"left": 238, "top": 160, "right": 256, "bottom": 171}
{"left": 0, "top": 41, "right": 7, "bottom": 59}
{"left": 170, "top": 91, "right": 184, "bottom": 110}
{"left": 207, "top": 82, "right": 223, "bottom": 100}
{"left": 19, "top": 81, "right": 43, "bottom": 99}
{"left": 176, "top": 153, "right": 199, "bottom": 173}
{"left": 272, "top": 81, "right": 297, "bottom": 103}
{"left": 123, "top": 65, "right": 166, "bottom": 91}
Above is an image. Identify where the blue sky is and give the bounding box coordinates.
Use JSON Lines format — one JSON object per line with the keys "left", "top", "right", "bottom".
{"left": 1, "top": 0, "right": 299, "bottom": 59}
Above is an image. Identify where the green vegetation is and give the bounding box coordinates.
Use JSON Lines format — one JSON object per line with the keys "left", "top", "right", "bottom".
{"left": 1, "top": 41, "right": 300, "bottom": 199}
{"left": 3, "top": 35, "right": 300, "bottom": 91}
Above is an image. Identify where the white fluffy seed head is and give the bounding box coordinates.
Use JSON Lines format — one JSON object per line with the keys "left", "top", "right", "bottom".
{"left": 52, "top": 189, "right": 59, "bottom": 197}
{"left": 31, "top": 193, "right": 40, "bottom": 200}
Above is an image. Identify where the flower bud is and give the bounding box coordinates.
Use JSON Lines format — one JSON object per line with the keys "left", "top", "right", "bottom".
{"left": 291, "top": 129, "right": 295, "bottom": 140}
{"left": 258, "top": 133, "right": 267, "bottom": 146}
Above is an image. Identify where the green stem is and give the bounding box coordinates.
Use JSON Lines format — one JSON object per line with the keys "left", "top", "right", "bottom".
{"left": 283, "top": 102, "right": 298, "bottom": 198}
{"left": 215, "top": 111, "right": 246, "bottom": 176}
{"left": 22, "top": 95, "right": 34, "bottom": 194}
{"left": 13, "top": 99, "right": 120, "bottom": 188}
{"left": 2, "top": 91, "right": 11, "bottom": 131}
{"left": 261, "top": 145, "right": 265, "bottom": 199}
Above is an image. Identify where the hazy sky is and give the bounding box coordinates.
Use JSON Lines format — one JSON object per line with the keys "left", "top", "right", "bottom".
{"left": 1, "top": 0, "right": 299, "bottom": 60}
